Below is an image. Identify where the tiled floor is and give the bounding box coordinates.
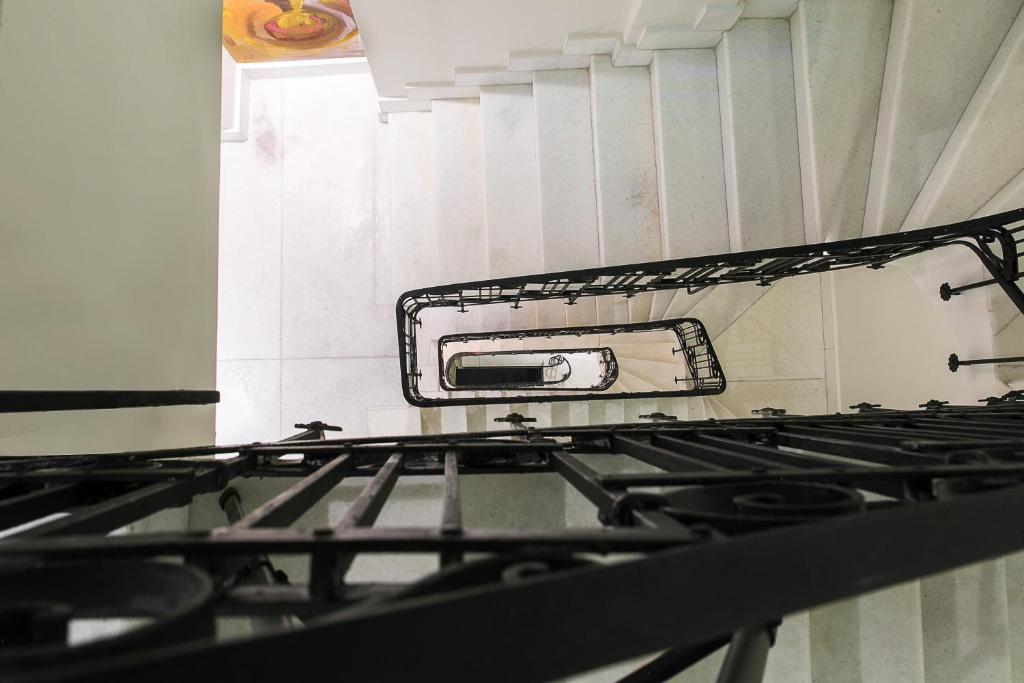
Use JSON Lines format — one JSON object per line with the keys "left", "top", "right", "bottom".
{"left": 216, "top": 70, "right": 409, "bottom": 443}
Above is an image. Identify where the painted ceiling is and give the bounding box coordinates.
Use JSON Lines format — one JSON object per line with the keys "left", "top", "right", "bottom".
{"left": 223, "top": 0, "right": 364, "bottom": 63}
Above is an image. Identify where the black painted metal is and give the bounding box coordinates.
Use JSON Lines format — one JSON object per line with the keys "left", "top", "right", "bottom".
{"left": 0, "top": 390, "right": 220, "bottom": 413}
{"left": 949, "top": 352, "right": 1024, "bottom": 372}
{"left": 2, "top": 401, "right": 1024, "bottom": 681}
{"left": 432, "top": 317, "right": 724, "bottom": 406}
{"left": 399, "top": 209, "right": 1024, "bottom": 405}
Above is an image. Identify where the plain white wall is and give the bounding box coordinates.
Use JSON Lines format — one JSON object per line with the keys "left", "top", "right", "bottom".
{"left": 0, "top": 0, "right": 222, "bottom": 454}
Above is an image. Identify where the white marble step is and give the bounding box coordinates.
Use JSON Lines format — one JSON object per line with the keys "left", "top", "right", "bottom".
{"left": 480, "top": 85, "right": 543, "bottom": 278}
{"left": 656, "top": 397, "right": 690, "bottom": 422}
{"left": 589, "top": 55, "right": 663, "bottom": 267}
{"left": 791, "top": 0, "right": 892, "bottom": 243}
{"left": 625, "top": 369, "right": 669, "bottom": 393}
{"left": 902, "top": 6, "right": 1024, "bottom": 230}
{"left": 593, "top": 399, "right": 626, "bottom": 424}
{"left": 439, "top": 405, "right": 469, "bottom": 433}
{"left": 533, "top": 69, "right": 601, "bottom": 272}
{"left": 920, "top": 560, "right": 1012, "bottom": 683}
{"left": 551, "top": 401, "right": 591, "bottom": 427}
{"left": 718, "top": 19, "right": 805, "bottom": 251}
{"left": 567, "top": 298, "right": 601, "bottom": 327}
{"left": 465, "top": 405, "right": 488, "bottom": 432}
{"left": 647, "top": 45, "right": 729, "bottom": 325}
{"left": 664, "top": 281, "right": 772, "bottom": 339}
{"left": 687, "top": 396, "right": 710, "bottom": 421}
{"left": 597, "top": 294, "right": 630, "bottom": 326}
{"left": 704, "top": 396, "right": 735, "bottom": 419}
{"left": 621, "top": 358, "right": 683, "bottom": 390}
{"left": 432, "top": 99, "right": 487, "bottom": 284}
{"left": 610, "top": 342, "right": 680, "bottom": 362}
{"left": 863, "top": 0, "right": 1024, "bottom": 236}
{"left": 623, "top": 398, "right": 659, "bottom": 422}
{"left": 659, "top": 287, "right": 715, "bottom": 321}
{"left": 367, "top": 407, "right": 424, "bottom": 437}
{"left": 387, "top": 112, "right": 437, "bottom": 296}
{"left": 418, "top": 407, "right": 441, "bottom": 435}
{"left": 614, "top": 372, "right": 653, "bottom": 393}
{"left": 627, "top": 293, "right": 656, "bottom": 323}
{"left": 650, "top": 48, "right": 730, "bottom": 258}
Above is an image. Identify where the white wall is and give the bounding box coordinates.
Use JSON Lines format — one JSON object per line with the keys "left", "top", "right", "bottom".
{"left": 833, "top": 250, "right": 1007, "bottom": 409}
{"left": 216, "top": 66, "right": 409, "bottom": 444}
{"left": 0, "top": 0, "right": 222, "bottom": 455}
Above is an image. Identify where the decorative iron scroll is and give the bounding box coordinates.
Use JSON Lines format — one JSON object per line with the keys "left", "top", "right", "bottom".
{"left": 397, "top": 209, "right": 1024, "bottom": 406}
{"left": 2, "top": 400, "right": 1024, "bottom": 681}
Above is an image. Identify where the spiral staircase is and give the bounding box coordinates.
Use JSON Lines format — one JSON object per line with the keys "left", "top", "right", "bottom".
{"left": 361, "top": 1, "right": 1024, "bottom": 680}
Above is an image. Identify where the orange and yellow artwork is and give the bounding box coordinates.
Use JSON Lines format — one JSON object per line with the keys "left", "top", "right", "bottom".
{"left": 223, "top": 0, "right": 363, "bottom": 63}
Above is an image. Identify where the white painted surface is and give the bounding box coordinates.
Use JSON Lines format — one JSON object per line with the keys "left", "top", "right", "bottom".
{"left": 481, "top": 85, "right": 543, "bottom": 277}
{"left": 282, "top": 73, "right": 395, "bottom": 360}
{"left": 638, "top": 24, "right": 723, "bottom": 49}
{"left": 791, "top": 0, "right": 892, "bottom": 242}
{"left": 508, "top": 50, "right": 591, "bottom": 71}
{"left": 902, "top": 7, "right": 1024, "bottom": 229}
{"left": 563, "top": 32, "right": 620, "bottom": 55}
{"left": 0, "top": 0, "right": 220, "bottom": 455}
{"left": 921, "top": 561, "right": 1013, "bottom": 683}
{"left": 623, "top": 0, "right": 715, "bottom": 43}
{"left": 219, "top": 79, "right": 283, "bottom": 361}
{"left": 455, "top": 67, "right": 534, "bottom": 86}
{"left": 216, "top": 360, "right": 282, "bottom": 444}
{"left": 356, "top": 0, "right": 633, "bottom": 96}
{"left": 379, "top": 98, "right": 432, "bottom": 114}
{"left": 833, "top": 261, "right": 1004, "bottom": 410}
{"left": 717, "top": 19, "right": 805, "bottom": 251}
{"left": 612, "top": 41, "right": 654, "bottom": 67}
{"left": 590, "top": 56, "right": 663, "bottom": 266}
{"left": 406, "top": 82, "right": 479, "bottom": 100}
{"left": 433, "top": 99, "right": 488, "bottom": 283}
{"left": 281, "top": 358, "right": 405, "bottom": 438}
{"left": 367, "top": 406, "right": 422, "bottom": 435}
{"left": 534, "top": 70, "right": 602, "bottom": 271}
{"left": 863, "top": 0, "right": 1024, "bottom": 236}
{"left": 218, "top": 70, "right": 417, "bottom": 445}
{"left": 742, "top": 0, "right": 799, "bottom": 18}
{"left": 696, "top": 3, "right": 744, "bottom": 31}
{"left": 713, "top": 277, "right": 826, "bottom": 382}
{"left": 389, "top": 112, "right": 437, "bottom": 293}
{"left": 650, "top": 49, "right": 730, "bottom": 258}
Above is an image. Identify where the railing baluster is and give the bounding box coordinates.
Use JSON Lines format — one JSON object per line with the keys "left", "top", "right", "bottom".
{"left": 309, "top": 453, "right": 404, "bottom": 598}
{"left": 439, "top": 451, "right": 463, "bottom": 567}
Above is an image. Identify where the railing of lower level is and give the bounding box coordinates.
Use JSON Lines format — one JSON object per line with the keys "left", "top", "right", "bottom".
{"left": 397, "top": 209, "right": 1024, "bottom": 405}
{"left": 1, "top": 398, "right": 1023, "bottom": 681}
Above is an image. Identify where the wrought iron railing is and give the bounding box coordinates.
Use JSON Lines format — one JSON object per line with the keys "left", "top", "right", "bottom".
{"left": 398, "top": 209, "right": 1024, "bottom": 405}
{"left": 443, "top": 348, "right": 601, "bottom": 390}
{"left": 433, "top": 317, "right": 723, "bottom": 405}
{"left": 2, "top": 398, "right": 1023, "bottom": 681}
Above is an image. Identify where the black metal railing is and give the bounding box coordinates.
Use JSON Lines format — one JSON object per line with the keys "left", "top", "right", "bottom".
{"left": 1, "top": 399, "right": 1023, "bottom": 681}
{"left": 444, "top": 349, "right": 594, "bottom": 390}
{"left": 398, "top": 209, "right": 1024, "bottom": 405}
{"left": 432, "top": 317, "right": 724, "bottom": 406}
{"left": 0, "top": 390, "right": 220, "bottom": 413}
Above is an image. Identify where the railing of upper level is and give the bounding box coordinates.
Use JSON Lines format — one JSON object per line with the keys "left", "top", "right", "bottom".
{"left": 397, "top": 209, "right": 1024, "bottom": 406}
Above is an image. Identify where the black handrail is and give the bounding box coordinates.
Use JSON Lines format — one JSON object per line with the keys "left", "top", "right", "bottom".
{"left": 0, "top": 390, "right": 220, "bottom": 413}
{"left": 397, "top": 209, "right": 1024, "bottom": 406}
